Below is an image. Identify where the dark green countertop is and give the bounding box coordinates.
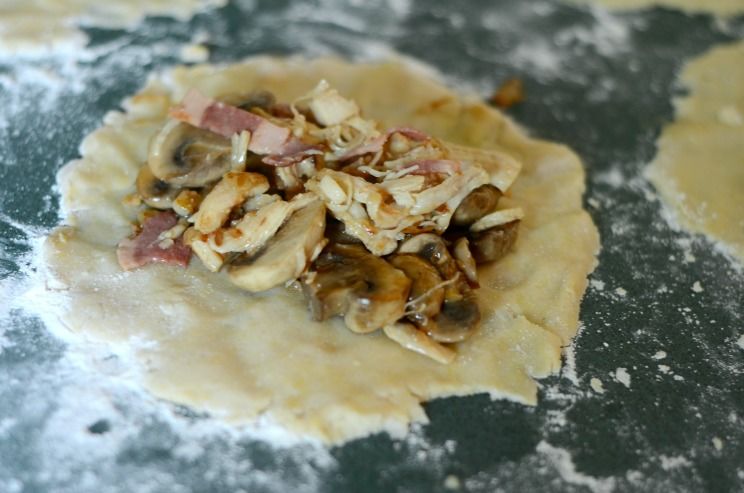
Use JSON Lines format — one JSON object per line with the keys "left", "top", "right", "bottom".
{"left": 0, "top": 1, "right": 742, "bottom": 492}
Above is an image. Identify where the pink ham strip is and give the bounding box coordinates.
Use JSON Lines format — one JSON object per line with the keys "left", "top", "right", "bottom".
{"left": 170, "top": 89, "right": 318, "bottom": 160}
{"left": 339, "top": 127, "right": 431, "bottom": 161}
{"left": 117, "top": 211, "right": 191, "bottom": 271}
{"left": 403, "top": 159, "right": 461, "bottom": 175}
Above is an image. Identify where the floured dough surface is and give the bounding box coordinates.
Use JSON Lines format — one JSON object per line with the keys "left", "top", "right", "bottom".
{"left": 0, "top": 0, "right": 224, "bottom": 55}
{"left": 44, "top": 58, "right": 599, "bottom": 443}
{"left": 574, "top": 0, "right": 744, "bottom": 16}
{"left": 646, "top": 41, "right": 744, "bottom": 263}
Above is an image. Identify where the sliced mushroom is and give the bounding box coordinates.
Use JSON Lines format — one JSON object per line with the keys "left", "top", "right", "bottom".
{"left": 228, "top": 199, "right": 326, "bottom": 292}
{"left": 136, "top": 164, "right": 180, "bottom": 209}
{"left": 388, "top": 254, "right": 444, "bottom": 327}
{"left": 426, "top": 287, "right": 481, "bottom": 343}
{"left": 148, "top": 119, "right": 232, "bottom": 187}
{"left": 383, "top": 322, "right": 455, "bottom": 365}
{"left": 452, "top": 237, "right": 478, "bottom": 286}
{"left": 470, "top": 207, "right": 523, "bottom": 233}
{"left": 398, "top": 233, "right": 481, "bottom": 343}
{"left": 398, "top": 233, "right": 459, "bottom": 280}
{"left": 469, "top": 220, "right": 520, "bottom": 264}
{"left": 451, "top": 184, "right": 502, "bottom": 227}
{"left": 219, "top": 90, "right": 276, "bottom": 111}
{"left": 302, "top": 243, "right": 411, "bottom": 334}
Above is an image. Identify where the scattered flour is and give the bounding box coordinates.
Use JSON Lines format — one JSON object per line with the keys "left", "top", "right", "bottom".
{"left": 590, "top": 279, "right": 606, "bottom": 291}
{"left": 614, "top": 287, "right": 627, "bottom": 297}
{"left": 712, "top": 437, "right": 724, "bottom": 451}
{"left": 590, "top": 377, "right": 606, "bottom": 394}
{"left": 659, "top": 455, "right": 692, "bottom": 471}
{"left": 736, "top": 335, "right": 744, "bottom": 350}
{"left": 443, "top": 474, "right": 462, "bottom": 490}
{"left": 658, "top": 364, "right": 671, "bottom": 374}
{"left": 691, "top": 281, "right": 703, "bottom": 293}
{"left": 180, "top": 43, "right": 210, "bottom": 63}
{"left": 652, "top": 351, "right": 667, "bottom": 360}
{"left": 0, "top": 0, "right": 226, "bottom": 58}
{"left": 562, "top": 338, "right": 580, "bottom": 386}
{"left": 536, "top": 441, "right": 617, "bottom": 493}
{"left": 614, "top": 368, "right": 631, "bottom": 388}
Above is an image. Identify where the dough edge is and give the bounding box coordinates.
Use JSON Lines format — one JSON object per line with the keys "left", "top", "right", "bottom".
{"left": 645, "top": 40, "right": 744, "bottom": 264}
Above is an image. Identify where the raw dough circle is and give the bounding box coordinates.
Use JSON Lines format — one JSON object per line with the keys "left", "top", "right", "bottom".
{"left": 44, "top": 58, "right": 599, "bottom": 443}
{"left": 0, "top": 0, "right": 224, "bottom": 55}
{"left": 646, "top": 41, "right": 744, "bottom": 263}
{"left": 573, "top": 0, "right": 744, "bottom": 16}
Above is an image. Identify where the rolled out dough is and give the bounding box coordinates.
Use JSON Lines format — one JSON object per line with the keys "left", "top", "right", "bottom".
{"left": 573, "top": 0, "right": 744, "bottom": 16}
{"left": 44, "top": 58, "right": 600, "bottom": 443}
{"left": 0, "top": 0, "right": 224, "bottom": 55}
{"left": 646, "top": 41, "right": 744, "bottom": 263}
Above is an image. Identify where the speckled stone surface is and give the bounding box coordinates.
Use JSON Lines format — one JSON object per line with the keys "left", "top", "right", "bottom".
{"left": 0, "top": 1, "right": 742, "bottom": 492}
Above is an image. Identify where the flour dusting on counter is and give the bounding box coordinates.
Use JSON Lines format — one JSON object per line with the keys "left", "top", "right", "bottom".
{"left": 1, "top": 0, "right": 744, "bottom": 492}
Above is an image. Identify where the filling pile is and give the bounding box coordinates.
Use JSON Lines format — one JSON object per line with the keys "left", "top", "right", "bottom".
{"left": 117, "top": 81, "right": 523, "bottom": 364}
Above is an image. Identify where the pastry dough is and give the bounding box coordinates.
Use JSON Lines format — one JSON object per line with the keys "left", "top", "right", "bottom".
{"left": 572, "top": 0, "right": 744, "bottom": 16}
{"left": 646, "top": 41, "right": 744, "bottom": 263}
{"left": 0, "top": 0, "right": 224, "bottom": 55}
{"left": 44, "top": 58, "right": 600, "bottom": 443}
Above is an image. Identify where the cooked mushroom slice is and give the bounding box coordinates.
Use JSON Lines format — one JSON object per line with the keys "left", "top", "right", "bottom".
{"left": 216, "top": 90, "right": 276, "bottom": 111}
{"left": 136, "top": 164, "right": 180, "bottom": 209}
{"left": 148, "top": 119, "right": 233, "bottom": 187}
{"left": 452, "top": 237, "right": 478, "bottom": 286}
{"left": 228, "top": 199, "right": 326, "bottom": 292}
{"left": 469, "top": 220, "right": 520, "bottom": 264}
{"left": 398, "top": 233, "right": 459, "bottom": 280}
{"left": 237, "top": 90, "right": 276, "bottom": 111}
{"left": 426, "top": 287, "right": 481, "bottom": 343}
{"left": 302, "top": 243, "right": 411, "bottom": 334}
{"left": 470, "top": 207, "right": 523, "bottom": 233}
{"left": 398, "top": 234, "right": 481, "bottom": 343}
{"left": 383, "top": 322, "right": 455, "bottom": 365}
{"left": 451, "top": 184, "right": 502, "bottom": 227}
{"left": 389, "top": 254, "right": 444, "bottom": 327}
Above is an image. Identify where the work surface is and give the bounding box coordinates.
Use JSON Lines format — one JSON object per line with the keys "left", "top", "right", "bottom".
{"left": 0, "top": 1, "right": 743, "bottom": 492}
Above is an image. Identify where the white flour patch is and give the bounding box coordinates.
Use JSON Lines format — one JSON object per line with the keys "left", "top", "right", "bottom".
{"left": 554, "top": 6, "right": 630, "bottom": 57}
{"left": 562, "top": 337, "right": 580, "bottom": 386}
{"left": 614, "top": 368, "right": 631, "bottom": 388}
{"left": 590, "top": 279, "right": 605, "bottom": 291}
{"left": 536, "top": 441, "right": 617, "bottom": 493}
{"left": 691, "top": 281, "right": 703, "bottom": 293}
{"left": 652, "top": 351, "right": 667, "bottom": 360}
{"left": 614, "top": 287, "right": 627, "bottom": 297}
{"left": 736, "top": 335, "right": 744, "bottom": 350}
{"left": 659, "top": 455, "right": 692, "bottom": 471}
{"left": 0, "top": 0, "right": 226, "bottom": 58}
{"left": 590, "top": 377, "right": 605, "bottom": 394}
{"left": 712, "top": 437, "right": 724, "bottom": 451}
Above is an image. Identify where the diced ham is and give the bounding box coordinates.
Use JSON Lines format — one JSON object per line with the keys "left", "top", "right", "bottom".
{"left": 170, "top": 89, "right": 318, "bottom": 161}
{"left": 339, "top": 127, "right": 430, "bottom": 161}
{"left": 117, "top": 211, "right": 191, "bottom": 271}
{"left": 404, "top": 159, "right": 461, "bottom": 175}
